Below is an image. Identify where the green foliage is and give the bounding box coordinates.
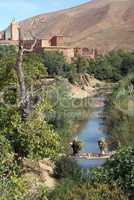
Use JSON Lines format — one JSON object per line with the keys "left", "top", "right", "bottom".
{"left": 0, "top": 46, "right": 63, "bottom": 199}
{"left": 23, "top": 49, "right": 134, "bottom": 83}
{"left": 89, "top": 146, "right": 134, "bottom": 199}
{"left": 0, "top": 134, "right": 17, "bottom": 179}
{"left": 2, "top": 101, "right": 61, "bottom": 160}
{"left": 75, "top": 56, "right": 89, "bottom": 73}
{"left": 47, "top": 180, "right": 127, "bottom": 200}
{"left": 23, "top": 53, "right": 47, "bottom": 87}
{"left": 52, "top": 146, "right": 134, "bottom": 199}
{"left": 0, "top": 45, "right": 16, "bottom": 58}
{"left": 28, "top": 186, "right": 48, "bottom": 200}
{"left": 87, "top": 51, "right": 134, "bottom": 81}
{"left": 0, "top": 46, "right": 17, "bottom": 89}
{"left": 105, "top": 73, "right": 134, "bottom": 146}
{"left": 0, "top": 128, "right": 27, "bottom": 200}
{"left": 0, "top": 176, "right": 27, "bottom": 200}
{"left": 42, "top": 52, "right": 66, "bottom": 76}
{"left": 88, "top": 57, "right": 120, "bottom": 81}
{"left": 63, "top": 63, "right": 77, "bottom": 84}
{"left": 104, "top": 147, "right": 134, "bottom": 196}
{"left": 54, "top": 157, "right": 81, "bottom": 180}
{"left": 119, "top": 52, "right": 134, "bottom": 76}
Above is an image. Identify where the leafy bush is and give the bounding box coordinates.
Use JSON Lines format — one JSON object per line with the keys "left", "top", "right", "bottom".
{"left": 54, "top": 157, "right": 81, "bottom": 180}
{"left": 0, "top": 134, "right": 17, "bottom": 179}
{"left": 104, "top": 146, "right": 134, "bottom": 198}
{"left": 42, "top": 52, "right": 66, "bottom": 76}
{"left": 0, "top": 130, "right": 27, "bottom": 200}
{"left": 87, "top": 51, "right": 134, "bottom": 81}
{"left": 23, "top": 53, "right": 48, "bottom": 87}
{"left": 75, "top": 56, "right": 89, "bottom": 73}
{"left": 3, "top": 102, "right": 61, "bottom": 160}
{"left": 47, "top": 180, "right": 128, "bottom": 200}
{"left": 89, "top": 146, "right": 134, "bottom": 199}
{"left": 0, "top": 176, "right": 27, "bottom": 200}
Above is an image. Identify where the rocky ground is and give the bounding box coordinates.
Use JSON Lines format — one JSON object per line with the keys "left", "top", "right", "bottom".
{"left": 68, "top": 74, "right": 106, "bottom": 99}
{"left": 21, "top": 159, "right": 57, "bottom": 198}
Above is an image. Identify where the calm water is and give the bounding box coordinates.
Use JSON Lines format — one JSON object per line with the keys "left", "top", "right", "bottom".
{"left": 76, "top": 97, "right": 108, "bottom": 168}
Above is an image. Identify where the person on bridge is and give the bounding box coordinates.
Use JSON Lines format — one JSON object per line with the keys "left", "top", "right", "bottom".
{"left": 98, "top": 138, "right": 107, "bottom": 155}
{"left": 71, "top": 139, "right": 83, "bottom": 156}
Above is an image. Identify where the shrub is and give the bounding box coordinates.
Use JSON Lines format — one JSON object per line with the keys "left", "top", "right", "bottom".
{"left": 90, "top": 146, "right": 134, "bottom": 199}
{"left": 48, "top": 180, "right": 128, "bottom": 200}
{"left": 42, "top": 52, "right": 66, "bottom": 76}
{"left": 0, "top": 134, "right": 18, "bottom": 179}
{"left": 54, "top": 157, "right": 81, "bottom": 180}
{"left": 5, "top": 107, "right": 61, "bottom": 160}
{"left": 0, "top": 132, "right": 27, "bottom": 200}
{"left": 0, "top": 176, "right": 27, "bottom": 200}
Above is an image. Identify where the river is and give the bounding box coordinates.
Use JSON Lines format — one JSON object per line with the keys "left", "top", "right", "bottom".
{"left": 75, "top": 96, "right": 108, "bottom": 169}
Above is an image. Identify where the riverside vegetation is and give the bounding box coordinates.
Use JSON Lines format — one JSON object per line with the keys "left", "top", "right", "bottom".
{"left": 0, "top": 45, "right": 134, "bottom": 199}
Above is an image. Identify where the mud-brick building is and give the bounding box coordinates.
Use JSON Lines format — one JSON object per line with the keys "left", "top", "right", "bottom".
{"left": 44, "top": 46, "right": 75, "bottom": 63}
{"left": 74, "top": 47, "right": 98, "bottom": 59}
{"left": 50, "top": 35, "right": 64, "bottom": 46}
{"left": 0, "top": 20, "right": 100, "bottom": 62}
{"left": 22, "top": 35, "right": 72, "bottom": 61}
{"left": 0, "top": 19, "right": 19, "bottom": 41}
{"left": 22, "top": 39, "right": 50, "bottom": 51}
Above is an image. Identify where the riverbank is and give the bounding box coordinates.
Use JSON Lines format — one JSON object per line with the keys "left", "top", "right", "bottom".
{"left": 66, "top": 74, "right": 107, "bottom": 99}
{"left": 44, "top": 74, "right": 110, "bottom": 99}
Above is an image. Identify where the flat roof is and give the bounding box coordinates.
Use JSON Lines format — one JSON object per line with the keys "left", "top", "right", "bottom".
{"left": 44, "top": 46, "right": 74, "bottom": 49}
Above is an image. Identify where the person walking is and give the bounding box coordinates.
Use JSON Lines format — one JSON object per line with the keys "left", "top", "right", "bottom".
{"left": 98, "top": 138, "right": 107, "bottom": 155}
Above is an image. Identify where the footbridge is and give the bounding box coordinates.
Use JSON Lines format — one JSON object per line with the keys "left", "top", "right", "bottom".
{"left": 70, "top": 151, "right": 115, "bottom": 160}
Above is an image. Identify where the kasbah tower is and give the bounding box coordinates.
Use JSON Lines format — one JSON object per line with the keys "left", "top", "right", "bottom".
{"left": 10, "top": 19, "right": 19, "bottom": 41}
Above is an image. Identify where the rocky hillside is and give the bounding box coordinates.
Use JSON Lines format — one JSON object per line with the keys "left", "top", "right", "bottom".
{"left": 19, "top": 0, "right": 134, "bottom": 53}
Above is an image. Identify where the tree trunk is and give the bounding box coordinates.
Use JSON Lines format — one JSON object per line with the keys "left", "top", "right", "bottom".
{"left": 14, "top": 32, "right": 37, "bottom": 119}
{"left": 15, "top": 45, "right": 26, "bottom": 102}
{"left": 15, "top": 45, "right": 30, "bottom": 120}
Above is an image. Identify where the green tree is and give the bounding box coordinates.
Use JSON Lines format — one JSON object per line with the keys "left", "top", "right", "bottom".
{"left": 23, "top": 53, "right": 47, "bottom": 87}
{"left": 63, "top": 63, "right": 77, "bottom": 83}
{"left": 42, "top": 52, "right": 66, "bottom": 76}
{"left": 2, "top": 100, "right": 61, "bottom": 160}
{"left": 75, "top": 56, "right": 89, "bottom": 73}
{"left": 120, "top": 52, "right": 134, "bottom": 76}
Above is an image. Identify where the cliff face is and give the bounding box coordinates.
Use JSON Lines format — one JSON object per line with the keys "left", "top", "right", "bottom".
{"left": 5, "top": 0, "right": 134, "bottom": 52}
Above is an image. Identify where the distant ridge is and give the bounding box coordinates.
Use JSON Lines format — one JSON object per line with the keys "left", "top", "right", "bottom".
{"left": 6, "top": 0, "right": 134, "bottom": 52}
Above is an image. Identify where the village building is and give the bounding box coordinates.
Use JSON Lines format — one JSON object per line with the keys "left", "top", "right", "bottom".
{"left": 0, "top": 19, "right": 19, "bottom": 46}
{"left": 0, "top": 20, "right": 99, "bottom": 62}
{"left": 74, "top": 47, "right": 98, "bottom": 59}
{"left": 43, "top": 46, "right": 75, "bottom": 63}
{"left": 50, "top": 35, "right": 64, "bottom": 46}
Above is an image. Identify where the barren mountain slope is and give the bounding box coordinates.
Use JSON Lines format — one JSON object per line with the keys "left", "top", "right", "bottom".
{"left": 19, "top": 0, "right": 134, "bottom": 52}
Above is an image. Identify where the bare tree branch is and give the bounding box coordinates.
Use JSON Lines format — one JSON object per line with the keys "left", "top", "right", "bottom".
{"left": 14, "top": 19, "right": 46, "bottom": 119}
{"left": 23, "top": 39, "right": 37, "bottom": 53}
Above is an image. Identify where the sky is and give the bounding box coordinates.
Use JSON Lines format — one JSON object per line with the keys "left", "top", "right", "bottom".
{"left": 0, "top": 0, "right": 91, "bottom": 30}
